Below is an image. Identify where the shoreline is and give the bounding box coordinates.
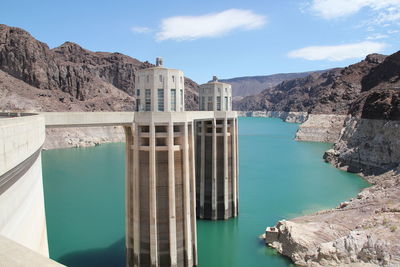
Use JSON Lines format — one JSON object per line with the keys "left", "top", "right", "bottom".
{"left": 261, "top": 113, "right": 400, "bottom": 266}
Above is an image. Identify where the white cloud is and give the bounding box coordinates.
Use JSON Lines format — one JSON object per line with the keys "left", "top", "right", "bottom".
{"left": 131, "top": 26, "right": 151, "bottom": 34}
{"left": 156, "top": 9, "right": 266, "bottom": 41}
{"left": 366, "top": 33, "right": 389, "bottom": 40}
{"left": 307, "top": 0, "right": 400, "bottom": 22}
{"left": 287, "top": 41, "right": 386, "bottom": 61}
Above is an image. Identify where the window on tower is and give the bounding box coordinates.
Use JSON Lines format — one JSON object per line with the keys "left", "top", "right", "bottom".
{"left": 180, "top": 89, "right": 183, "bottom": 110}
{"left": 145, "top": 89, "right": 151, "bottom": 111}
{"left": 158, "top": 89, "right": 164, "bottom": 111}
{"left": 171, "top": 89, "right": 176, "bottom": 111}
{"left": 217, "top": 96, "right": 221, "bottom": 111}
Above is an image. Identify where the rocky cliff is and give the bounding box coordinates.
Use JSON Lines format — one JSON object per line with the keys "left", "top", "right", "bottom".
{"left": 324, "top": 118, "right": 400, "bottom": 175}
{"left": 324, "top": 50, "right": 400, "bottom": 174}
{"left": 0, "top": 24, "right": 200, "bottom": 148}
{"left": 295, "top": 114, "right": 347, "bottom": 143}
{"left": 264, "top": 50, "right": 400, "bottom": 266}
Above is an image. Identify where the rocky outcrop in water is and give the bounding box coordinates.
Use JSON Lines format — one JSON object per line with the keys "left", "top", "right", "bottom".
{"left": 264, "top": 169, "right": 400, "bottom": 266}
{"left": 295, "top": 114, "right": 346, "bottom": 143}
{"left": 238, "top": 110, "right": 308, "bottom": 123}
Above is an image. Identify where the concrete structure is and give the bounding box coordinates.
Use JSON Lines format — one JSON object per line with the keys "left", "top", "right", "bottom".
{"left": 199, "top": 76, "right": 232, "bottom": 111}
{"left": 0, "top": 60, "right": 239, "bottom": 267}
{"left": 135, "top": 57, "right": 185, "bottom": 112}
{"left": 196, "top": 78, "right": 238, "bottom": 220}
{"left": 0, "top": 113, "right": 49, "bottom": 257}
{"left": 264, "top": 227, "right": 279, "bottom": 244}
{"left": 126, "top": 61, "right": 197, "bottom": 267}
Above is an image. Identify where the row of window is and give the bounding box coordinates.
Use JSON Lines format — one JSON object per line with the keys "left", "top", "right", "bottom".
{"left": 200, "top": 96, "right": 231, "bottom": 111}
{"left": 200, "top": 87, "right": 230, "bottom": 94}
{"left": 136, "top": 89, "right": 184, "bottom": 112}
{"left": 136, "top": 75, "right": 184, "bottom": 84}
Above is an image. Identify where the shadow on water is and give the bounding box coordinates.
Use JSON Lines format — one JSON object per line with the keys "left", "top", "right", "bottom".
{"left": 57, "top": 238, "right": 125, "bottom": 267}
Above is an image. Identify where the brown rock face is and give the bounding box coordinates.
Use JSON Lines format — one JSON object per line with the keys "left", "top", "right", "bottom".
{"left": 0, "top": 24, "right": 199, "bottom": 112}
{"left": 361, "top": 52, "right": 400, "bottom": 92}
{"left": 349, "top": 51, "right": 400, "bottom": 120}
{"left": 235, "top": 53, "right": 391, "bottom": 117}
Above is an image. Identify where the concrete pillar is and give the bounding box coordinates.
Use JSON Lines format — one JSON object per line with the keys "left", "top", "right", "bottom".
{"left": 167, "top": 122, "right": 177, "bottom": 267}
{"left": 182, "top": 122, "right": 193, "bottom": 266}
{"left": 189, "top": 123, "right": 198, "bottom": 266}
{"left": 223, "top": 118, "right": 229, "bottom": 219}
{"left": 133, "top": 124, "right": 141, "bottom": 265}
{"left": 149, "top": 122, "right": 158, "bottom": 267}
{"left": 211, "top": 118, "right": 217, "bottom": 220}
{"left": 124, "top": 126, "right": 134, "bottom": 265}
{"left": 232, "top": 118, "right": 239, "bottom": 216}
{"left": 199, "top": 121, "right": 205, "bottom": 219}
{"left": 125, "top": 125, "right": 142, "bottom": 266}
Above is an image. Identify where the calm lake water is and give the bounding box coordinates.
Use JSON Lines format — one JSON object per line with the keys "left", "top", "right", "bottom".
{"left": 42, "top": 117, "right": 369, "bottom": 267}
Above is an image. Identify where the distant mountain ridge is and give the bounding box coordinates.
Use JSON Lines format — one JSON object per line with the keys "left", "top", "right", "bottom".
{"left": 220, "top": 70, "right": 329, "bottom": 98}
{"left": 235, "top": 52, "right": 400, "bottom": 120}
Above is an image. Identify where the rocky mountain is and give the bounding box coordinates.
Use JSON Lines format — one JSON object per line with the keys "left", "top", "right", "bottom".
{"left": 235, "top": 54, "right": 392, "bottom": 116}
{"left": 350, "top": 51, "right": 400, "bottom": 121}
{"left": 0, "top": 24, "right": 199, "bottom": 112}
{"left": 220, "top": 70, "right": 327, "bottom": 98}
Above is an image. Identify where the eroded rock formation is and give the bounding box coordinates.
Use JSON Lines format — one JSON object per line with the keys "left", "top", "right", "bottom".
{"left": 0, "top": 24, "right": 200, "bottom": 148}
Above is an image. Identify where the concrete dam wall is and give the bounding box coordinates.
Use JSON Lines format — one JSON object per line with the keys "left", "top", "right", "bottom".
{"left": 0, "top": 114, "right": 49, "bottom": 257}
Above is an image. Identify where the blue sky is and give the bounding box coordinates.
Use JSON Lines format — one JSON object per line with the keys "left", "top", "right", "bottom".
{"left": 2, "top": 0, "right": 400, "bottom": 83}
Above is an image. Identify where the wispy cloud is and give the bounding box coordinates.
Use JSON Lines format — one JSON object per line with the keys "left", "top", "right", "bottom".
{"left": 366, "top": 33, "right": 389, "bottom": 40}
{"left": 287, "top": 41, "right": 386, "bottom": 61}
{"left": 306, "top": 0, "right": 400, "bottom": 24}
{"left": 131, "top": 26, "right": 152, "bottom": 34}
{"left": 155, "top": 9, "right": 267, "bottom": 41}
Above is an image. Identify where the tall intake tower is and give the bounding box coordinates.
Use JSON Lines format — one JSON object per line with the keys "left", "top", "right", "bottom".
{"left": 197, "top": 77, "right": 239, "bottom": 220}
{"left": 125, "top": 58, "right": 197, "bottom": 267}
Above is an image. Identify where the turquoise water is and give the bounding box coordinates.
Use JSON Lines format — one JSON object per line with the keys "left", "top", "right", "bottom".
{"left": 42, "top": 117, "right": 369, "bottom": 267}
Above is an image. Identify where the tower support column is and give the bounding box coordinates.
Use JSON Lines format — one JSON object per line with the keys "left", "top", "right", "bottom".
{"left": 167, "top": 122, "right": 177, "bottom": 267}
{"left": 149, "top": 122, "right": 158, "bottom": 266}
{"left": 211, "top": 118, "right": 217, "bottom": 220}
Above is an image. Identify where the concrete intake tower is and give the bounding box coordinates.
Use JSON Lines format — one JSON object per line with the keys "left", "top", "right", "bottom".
{"left": 124, "top": 59, "right": 239, "bottom": 267}
{"left": 197, "top": 76, "right": 238, "bottom": 220}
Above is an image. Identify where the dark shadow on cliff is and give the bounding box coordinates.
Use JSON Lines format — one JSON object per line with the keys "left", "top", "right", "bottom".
{"left": 57, "top": 238, "right": 125, "bottom": 267}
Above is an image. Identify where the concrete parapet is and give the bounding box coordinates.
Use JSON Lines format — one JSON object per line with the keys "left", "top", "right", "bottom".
{"left": 40, "top": 112, "right": 135, "bottom": 128}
